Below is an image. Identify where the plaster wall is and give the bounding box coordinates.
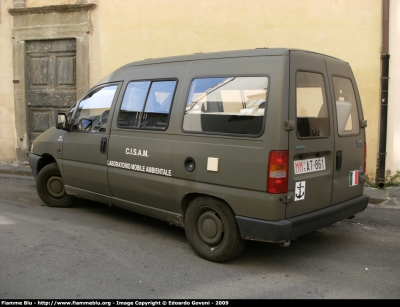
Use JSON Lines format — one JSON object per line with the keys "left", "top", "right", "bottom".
{"left": 387, "top": 0, "right": 400, "bottom": 172}
{"left": 0, "top": 0, "right": 17, "bottom": 163}
{"left": 26, "top": 0, "right": 76, "bottom": 6}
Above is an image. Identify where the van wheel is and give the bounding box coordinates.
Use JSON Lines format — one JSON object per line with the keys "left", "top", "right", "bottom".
{"left": 185, "top": 196, "right": 246, "bottom": 262}
{"left": 36, "top": 163, "right": 76, "bottom": 208}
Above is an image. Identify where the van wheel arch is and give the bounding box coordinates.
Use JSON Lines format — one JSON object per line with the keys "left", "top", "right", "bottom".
{"left": 36, "top": 154, "right": 57, "bottom": 175}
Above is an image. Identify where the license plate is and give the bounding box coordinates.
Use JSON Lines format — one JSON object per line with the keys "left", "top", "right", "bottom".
{"left": 294, "top": 157, "right": 326, "bottom": 175}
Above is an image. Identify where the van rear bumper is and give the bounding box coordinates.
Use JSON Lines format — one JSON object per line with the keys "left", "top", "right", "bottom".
{"left": 236, "top": 194, "right": 369, "bottom": 243}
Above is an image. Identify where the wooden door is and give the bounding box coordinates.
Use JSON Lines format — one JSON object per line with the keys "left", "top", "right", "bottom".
{"left": 26, "top": 39, "right": 77, "bottom": 144}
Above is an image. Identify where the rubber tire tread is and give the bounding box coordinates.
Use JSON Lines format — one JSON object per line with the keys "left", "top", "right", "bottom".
{"left": 36, "top": 163, "right": 76, "bottom": 208}
{"left": 185, "top": 196, "right": 246, "bottom": 262}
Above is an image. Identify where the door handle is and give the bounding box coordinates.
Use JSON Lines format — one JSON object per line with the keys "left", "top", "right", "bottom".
{"left": 336, "top": 150, "right": 342, "bottom": 171}
{"left": 100, "top": 137, "right": 107, "bottom": 154}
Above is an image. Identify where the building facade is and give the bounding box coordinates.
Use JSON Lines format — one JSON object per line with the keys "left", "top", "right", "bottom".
{"left": 387, "top": 0, "right": 400, "bottom": 173}
{"left": 0, "top": 0, "right": 397, "bottom": 180}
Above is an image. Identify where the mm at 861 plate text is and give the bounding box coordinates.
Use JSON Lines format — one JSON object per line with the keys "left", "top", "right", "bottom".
{"left": 294, "top": 157, "right": 326, "bottom": 175}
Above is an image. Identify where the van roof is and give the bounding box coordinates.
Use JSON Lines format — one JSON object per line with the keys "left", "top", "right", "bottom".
{"left": 96, "top": 48, "right": 343, "bottom": 86}
{"left": 120, "top": 48, "right": 340, "bottom": 68}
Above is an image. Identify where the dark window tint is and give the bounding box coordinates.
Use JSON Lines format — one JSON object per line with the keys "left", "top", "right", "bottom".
{"left": 183, "top": 77, "right": 268, "bottom": 135}
{"left": 118, "top": 80, "right": 176, "bottom": 130}
{"left": 332, "top": 77, "right": 360, "bottom": 135}
{"left": 73, "top": 85, "right": 117, "bottom": 132}
{"left": 296, "top": 72, "right": 329, "bottom": 138}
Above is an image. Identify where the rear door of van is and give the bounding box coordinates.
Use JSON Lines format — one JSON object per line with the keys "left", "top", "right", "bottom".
{"left": 325, "top": 57, "right": 366, "bottom": 204}
{"left": 287, "top": 50, "right": 335, "bottom": 218}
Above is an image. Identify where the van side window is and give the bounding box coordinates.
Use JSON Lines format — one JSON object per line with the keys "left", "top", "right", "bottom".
{"left": 296, "top": 72, "right": 329, "bottom": 138}
{"left": 332, "top": 77, "right": 360, "bottom": 135}
{"left": 183, "top": 77, "right": 268, "bottom": 135}
{"left": 118, "top": 80, "right": 176, "bottom": 130}
{"left": 72, "top": 85, "right": 118, "bottom": 132}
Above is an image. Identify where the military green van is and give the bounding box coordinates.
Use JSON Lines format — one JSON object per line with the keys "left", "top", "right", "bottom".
{"left": 29, "top": 48, "right": 369, "bottom": 262}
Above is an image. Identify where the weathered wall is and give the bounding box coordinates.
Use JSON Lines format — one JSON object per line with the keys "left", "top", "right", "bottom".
{"left": 387, "top": 0, "right": 400, "bottom": 172}
{"left": 0, "top": 0, "right": 17, "bottom": 163}
{"left": 26, "top": 0, "right": 76, "bottom": 6}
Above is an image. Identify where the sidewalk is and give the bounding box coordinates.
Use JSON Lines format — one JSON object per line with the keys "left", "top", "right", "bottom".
{"left": 366, "top": 185, "right": 400, "bottom": 208}
{"left": 0, "top": 162, "right": 32, "bottom": 177}
{"left": 0, "top": 161, "right": 399, "bottom": 208}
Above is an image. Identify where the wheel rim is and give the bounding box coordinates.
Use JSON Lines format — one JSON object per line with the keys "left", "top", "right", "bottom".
{"left": 46, "top": 175, "right": 65, "bottom": 198}
{"left": 196, "top": 209, "right": 224, "bottom": 246}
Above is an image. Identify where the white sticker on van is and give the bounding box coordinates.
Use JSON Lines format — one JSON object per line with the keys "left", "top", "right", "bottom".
{"left": 295, "top": 181, "right": 306, "bottom": 201}
{"left": 294, "top": 157, "right": 326, "bottom": 175}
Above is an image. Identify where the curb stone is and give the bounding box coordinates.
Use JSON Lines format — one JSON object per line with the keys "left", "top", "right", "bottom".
{"left": 0, "top": 162, "right": 33, "bottom": 177}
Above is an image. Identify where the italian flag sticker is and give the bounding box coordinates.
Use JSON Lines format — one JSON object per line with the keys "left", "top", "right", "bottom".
{"left": 349, "top": 170, "right": 359, "bottom": 186}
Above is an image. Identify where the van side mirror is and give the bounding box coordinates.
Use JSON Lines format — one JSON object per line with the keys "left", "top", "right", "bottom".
{"left": 56, "top": 113, "right": 69, "bottom": 131}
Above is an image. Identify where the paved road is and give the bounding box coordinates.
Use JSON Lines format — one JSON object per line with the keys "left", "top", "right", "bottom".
{"left": 0, "top": 173, "right": 399, "bottom": 299}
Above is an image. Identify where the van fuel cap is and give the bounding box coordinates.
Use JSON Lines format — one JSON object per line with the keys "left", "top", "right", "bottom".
{"left": 184, "top": 157, "right": 195, "bottom": 172}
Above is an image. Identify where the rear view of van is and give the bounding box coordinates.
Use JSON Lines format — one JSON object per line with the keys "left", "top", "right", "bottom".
{"left": 29, "top": 48, "right": 369, "bottom": 262}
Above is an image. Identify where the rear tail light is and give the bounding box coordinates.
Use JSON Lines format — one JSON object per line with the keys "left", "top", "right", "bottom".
{"left": 364, "top": 142, "right": 367, "bottom": 173}
{"left": 267, "top": 150, "right": 289, "bottom": 194}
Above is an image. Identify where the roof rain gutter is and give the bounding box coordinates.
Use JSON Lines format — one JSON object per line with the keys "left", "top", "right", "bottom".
{"left": 377, "top": 0, "right": 390, "bottom": 187}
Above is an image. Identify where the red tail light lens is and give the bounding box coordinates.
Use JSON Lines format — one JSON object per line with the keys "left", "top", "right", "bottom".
{"left": 267, "top": 150, "right": 289, "bottom": 194}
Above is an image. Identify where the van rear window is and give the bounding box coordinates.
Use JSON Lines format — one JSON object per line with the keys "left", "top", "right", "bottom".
{"left": 296, "top": 71, "right": 329, "bottom": 138}
{"left": 332, "top": 77, "right": 360, "bottom": 136}
{"left": 183, "top": 77, "right": 268, "bottom": 136}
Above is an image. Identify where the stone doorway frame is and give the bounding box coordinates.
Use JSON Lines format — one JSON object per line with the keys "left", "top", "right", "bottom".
{"left": 8, "top": 3, "right": 96, "bottom": 161}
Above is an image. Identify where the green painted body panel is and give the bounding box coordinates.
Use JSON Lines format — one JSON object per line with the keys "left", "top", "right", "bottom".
{"left": 62, "top": 132, "right": 112, "bottom": 196}
{"left": 107, "top": 130, "right": 174, "bottom": 211}
{"left": 31, "top": 126, "right": 65, "bottom": 159}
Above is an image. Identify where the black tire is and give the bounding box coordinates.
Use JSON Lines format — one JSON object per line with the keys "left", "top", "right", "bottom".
{"left": 36, "top": 163, "right": 76, "bottom": 208}
{"left": 185, "top": 196, "right": 246, "bottom": 262}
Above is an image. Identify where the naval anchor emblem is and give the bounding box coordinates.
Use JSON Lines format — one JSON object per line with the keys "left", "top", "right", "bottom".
{"left": 295, "top": 181, "right": 306, "bottom": 201}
